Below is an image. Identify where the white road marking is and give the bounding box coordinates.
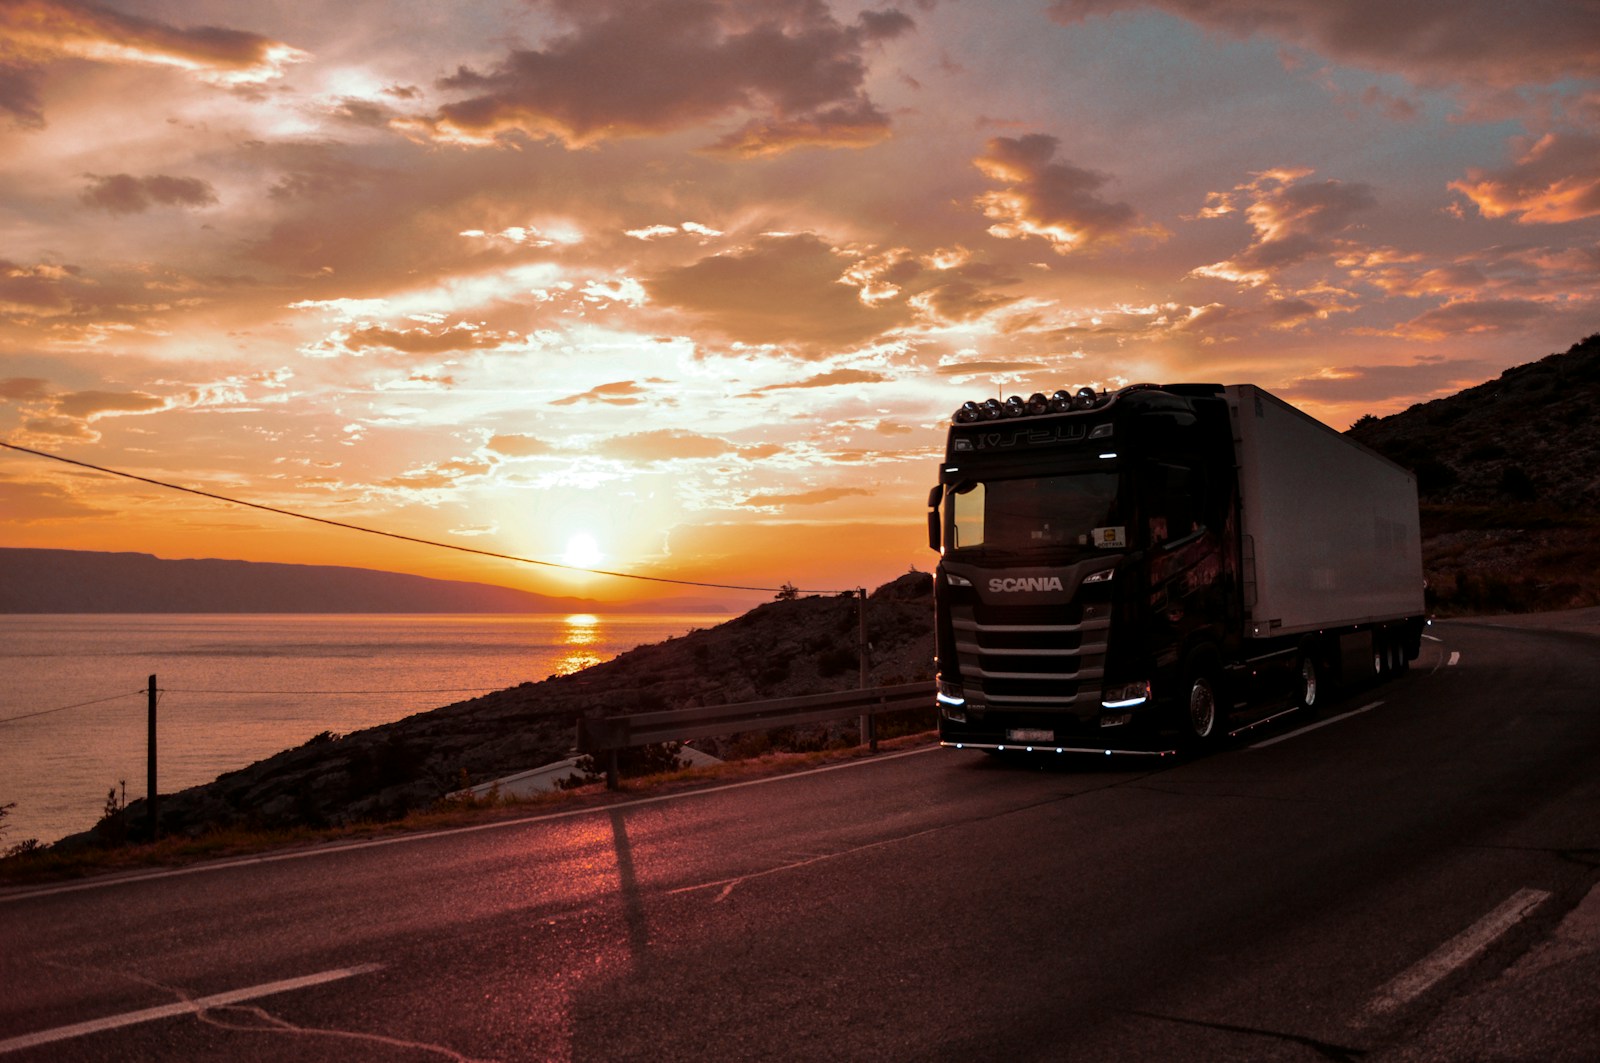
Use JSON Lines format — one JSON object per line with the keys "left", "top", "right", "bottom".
{"left": 0, "top": 964, "right": 384, "bottom": 1055}
{"left": 1422, "top": 634, "right": 1443, "bottom": 643}
{"left": 1248, "top": 702, "right": 1382, "bottom": 749}
{"left": 1367, "top": 888, "right": 1550, "bottom": 1016}
{"left": 1, "top": 745, "right": 942, "bottom": 904}
{"left": 1449, "top": 651, "right": 1461, "bottom": 666}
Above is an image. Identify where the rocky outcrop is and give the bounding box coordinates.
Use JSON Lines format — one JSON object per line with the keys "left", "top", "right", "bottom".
{"left": 65, "top": 572, "right": 935, "bottom": 847}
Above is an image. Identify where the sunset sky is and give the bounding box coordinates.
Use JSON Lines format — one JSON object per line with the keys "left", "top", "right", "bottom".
{"left": 2, "top": 0, "right": 1598, "bottom": 604}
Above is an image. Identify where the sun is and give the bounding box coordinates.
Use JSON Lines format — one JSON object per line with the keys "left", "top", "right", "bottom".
{"left": 562, "top": 532, "right": 604, "bottom": 569}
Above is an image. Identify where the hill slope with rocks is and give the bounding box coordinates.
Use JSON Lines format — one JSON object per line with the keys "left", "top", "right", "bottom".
{"left": 1345, "top": 334, "right": 1600, "bottom": 614}
{"left": 66, "top": 573, "right": 935, "bottom": 847}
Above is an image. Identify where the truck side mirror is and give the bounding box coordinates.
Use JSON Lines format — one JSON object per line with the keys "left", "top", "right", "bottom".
{"left": 927, "top": 485, "right": 942, "bottom": 551}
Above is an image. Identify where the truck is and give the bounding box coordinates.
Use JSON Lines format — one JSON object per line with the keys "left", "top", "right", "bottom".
{"left": 926, "top": 382, "right": 1426, "bottom": 753}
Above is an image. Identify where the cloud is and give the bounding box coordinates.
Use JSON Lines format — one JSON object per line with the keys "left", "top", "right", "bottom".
{"left": 973, "top": 135, "right": 1150, "bottom": 254}
{"left": 0, "top": 259, "right": 83, "bottom": 310}
{"left": 20, "top": 415, "right": 93, "bottom": 440}
{"left": 79, "top": 173, "right": 218, "bottom": 214}
{"left": 594, "top": 429, "right": 736, "bottom": 462}
{"left": 551, "top": 380, "right": 652, "bottom": 406}
{"left": 487, "top": 433, "right": 556, "bottom": 457}
{"left": 406, "top": 0, "right": 911, "bottom": 155}
{"left": 49, "top": 389, "right": 166, "bottom": 419}
{"left": 0, "top": 477, "right": 113, "bottom": 520}
{"left": 1450, "top": 133, "right": 1600, "bottom": 224}
{"left": 0, "top": 376, "right": 51, "bottom": 400}
{"left": 0, "top": 0, "right": 306, "bottom": 127}
{"left": 1281, "top": 357, "right": 1500, "bottom": 404}
{"left": 936, "top": 359, "right": 1049, "bottom": 376}
{"left": 1191, "top": 168, "right": 1377, "bottom": 285}
{"left": 648, "top": 233, "right": 904, "bottom": 350}
{"left": 741, "top": 485, "right": 869, "bottom": 507}
{"left": 1386, "top": 298, "right": 1548, "bottom": 341}
{"left": 340, "top": 322, "right": 506, "bottom": 355}
{"left": 1046, "top": 1, "right": 1600, "bottom": 91}
{"left": 747, "top": 368, "right": 889, "bottom": 393}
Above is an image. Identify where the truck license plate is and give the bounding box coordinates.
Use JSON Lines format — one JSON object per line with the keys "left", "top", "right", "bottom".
{"left": 1006, "top": 728, "right": 1054, "bottom": 743}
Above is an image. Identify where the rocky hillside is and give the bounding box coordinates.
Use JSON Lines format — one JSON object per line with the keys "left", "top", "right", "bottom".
{"left": 67, "top": 572, "right": 935, "bottom": 847}
{"left": 1346, "top": 333, "right": 1600, "bottom": 614}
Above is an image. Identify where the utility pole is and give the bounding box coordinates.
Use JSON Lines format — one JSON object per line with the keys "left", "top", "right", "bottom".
{"left": 147, "top": 674, "right": 159, "bottom": 842}
{"left": 857, "top": 588, "right": 876, "bottom": 752}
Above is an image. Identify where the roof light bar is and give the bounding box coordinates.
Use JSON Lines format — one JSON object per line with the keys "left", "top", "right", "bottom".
{"left": 949, "top": 384, "right": 1114, "bottom": 424}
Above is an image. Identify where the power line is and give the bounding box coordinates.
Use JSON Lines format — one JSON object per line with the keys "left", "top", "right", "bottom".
{"left": 162, "top": 687, "right": 505, "bottom": 695}
{"left": 0, "top": 440, "right": 852, "bottom": 595}
{"left": 0, "top": 689, "right": 145, "bottom": 726}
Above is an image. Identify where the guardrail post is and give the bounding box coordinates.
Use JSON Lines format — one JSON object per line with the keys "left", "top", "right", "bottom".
{"left": 605, "top": 748, "right": 620, "bottom": 791}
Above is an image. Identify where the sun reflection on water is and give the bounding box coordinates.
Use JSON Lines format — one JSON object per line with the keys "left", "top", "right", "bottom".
{"left": 555, "top": 613, "right": 603, "bottom": 675}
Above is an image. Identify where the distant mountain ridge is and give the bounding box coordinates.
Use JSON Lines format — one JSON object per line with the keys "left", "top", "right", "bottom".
{"left": 0, "top": 549, "right": 730, "bottom": 614}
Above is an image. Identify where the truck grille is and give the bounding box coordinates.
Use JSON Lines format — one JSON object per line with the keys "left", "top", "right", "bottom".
{"left": 950, "top": 602, "right": 1108, "bottom": 710}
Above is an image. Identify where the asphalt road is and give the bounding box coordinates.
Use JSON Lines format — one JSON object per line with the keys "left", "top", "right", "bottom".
{"left": 3, "top": 619, "right": 1598, "bottom": 1062}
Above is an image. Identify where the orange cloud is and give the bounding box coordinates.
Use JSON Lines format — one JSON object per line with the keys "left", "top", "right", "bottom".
{"left": 80, "top": 173, "right": 218, "bottom": 214}
{"left": 648, "top": 233, "right": 903, "bottom": 351}
{"left": 741, "top": 486, "right": 869, "bottom": 508}
{"left": 0, "top": 259, "right": 82, "bottom": 311}
{"left": 1192, "top": 169, "right": 1376, "bottom": 285}
{"left": 0, "top": 0, "right": 304, "bottom": 127}
{"left": 407, "top": 0, "right": 911, "bottom": 155}
{"left": 551, "top": 380, "right": 664, "bottom": 407}
{"left": 1450, "top": 133, "right": 1600, "bottom": 224}
{"left": 973, "top": 135, "right": 1147, "bottom": 254}
{"left": 0, "top": 377, "right": 51, "bottom": 400}
{"left": 0, "top": 476, "right": 114, "bottom": 521}
{"left": 593, "top": 430, "right": 737, "bottom": 462}
{"left": 1387, "top": 298, "right": 1548, "bottom": 341}
{"left": 486, "top": 433, "right": 556, "bottom": 457}
{"left": 50, "top": 389, "right": 165, "bottom": 419}
{"left": 341, "top": 323, "right": 506, "bottom": 356}
{"left": 746, "top": 368, "right": 889, "bottom": 394}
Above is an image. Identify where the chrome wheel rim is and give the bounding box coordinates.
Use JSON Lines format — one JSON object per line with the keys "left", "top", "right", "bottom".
{"left": 1189, "top": 679, "right": 1215, "bottom": 737}
{"left": 1301, "top": 658, "right": 1317, "bottom": 707}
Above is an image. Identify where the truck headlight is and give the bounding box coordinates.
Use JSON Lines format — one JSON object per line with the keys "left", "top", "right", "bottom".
{"left": 1101, "top": 680, "right": 1150, "bottom": 709}
{"left": 937, "top": 679, "right": 967, "bottom": 722}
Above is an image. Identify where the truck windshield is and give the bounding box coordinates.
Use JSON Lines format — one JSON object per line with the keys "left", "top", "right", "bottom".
{"left": 949, "top": 471, "right": 1123, "bottom": 557}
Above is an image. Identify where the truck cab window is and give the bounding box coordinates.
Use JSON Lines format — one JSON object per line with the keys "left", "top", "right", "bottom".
{"left": 951, "top": 482, "right": 985, "bottom": 550}
{"left": 949, "top": 473, "right": 1120, "bottom": 557}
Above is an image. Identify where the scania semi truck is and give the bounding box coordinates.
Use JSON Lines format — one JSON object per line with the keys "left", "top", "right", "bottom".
{"left": 926, "top": 382, "right": 1425, "bottom": 753}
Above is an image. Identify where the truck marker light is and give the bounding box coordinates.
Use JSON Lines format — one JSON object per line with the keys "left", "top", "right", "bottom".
{"left": 1083, "top": 570, "right": 1114, "bottom": 584}
{"left": 1098, "top": 452, "right": 1118, "bottom": 459}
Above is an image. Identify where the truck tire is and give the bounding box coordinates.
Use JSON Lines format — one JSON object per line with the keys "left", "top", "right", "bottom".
{"left": 1182, "top": 657, "right": 1223, "bottom": 747}
{"left": 1372, "top": 631, "right": 1389, "bottom": 682}
{"left": 1294, "top": 650, "right": 1321, "bottom": 714}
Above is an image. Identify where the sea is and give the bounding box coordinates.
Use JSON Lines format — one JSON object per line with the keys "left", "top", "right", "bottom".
{"left": 0, "top": 612, "right": 726, "bottom": 846}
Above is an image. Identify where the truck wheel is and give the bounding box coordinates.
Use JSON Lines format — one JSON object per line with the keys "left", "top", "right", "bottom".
{"left": 1183, "top": 664, "right": 1222, "bottom": 746}
{"left": 1372, "top": 632, "right": 1389, "bottom": 682}
{"left": 1294, "top": 652, "right": 1320, "bottom": 714}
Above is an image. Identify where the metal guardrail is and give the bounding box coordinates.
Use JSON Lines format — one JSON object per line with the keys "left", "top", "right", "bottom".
{"left": 575, "top": 681, "right": 934, "bottom": 787}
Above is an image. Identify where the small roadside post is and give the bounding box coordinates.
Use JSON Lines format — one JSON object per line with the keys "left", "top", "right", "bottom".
{"left": 147, "top": 674, "right": 159, "bottom": 841}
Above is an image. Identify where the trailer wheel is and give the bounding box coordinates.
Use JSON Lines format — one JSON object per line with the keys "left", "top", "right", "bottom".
{"left": 1294, "top": 652, "right": 1321, "bottom": 714}
{"left": 1372, "top": 631, "right": 1389, "bottom": 682}
{"left": 1182, "top": 660, "right": 1222, "bottom": 746}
